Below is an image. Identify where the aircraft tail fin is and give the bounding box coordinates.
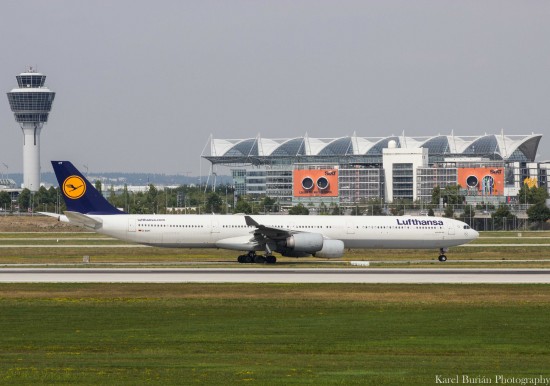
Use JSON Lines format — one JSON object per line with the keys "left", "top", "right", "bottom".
{"left": 51, "top": 161, "right": 125, "bottom": 215}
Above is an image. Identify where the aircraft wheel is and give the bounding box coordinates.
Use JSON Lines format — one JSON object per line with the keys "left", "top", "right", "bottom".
{"left": 244, "top": 254, "right": 254, "bottom": 264}
{"left": 438, "top": 255, "right": 447, "bottom": 262}
{"left": 237, "top": 255, "right": 244, "bottom": 263}
{"left": 266, "top": 256, "right": 277, "bottom": 264}
{"left": 254, "top": 255, "right": 266, "bottom": 264}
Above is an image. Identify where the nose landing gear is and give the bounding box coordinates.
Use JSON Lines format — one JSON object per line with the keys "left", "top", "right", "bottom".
{"left": 438, "top": 248, "right": 448, "bottom": 262}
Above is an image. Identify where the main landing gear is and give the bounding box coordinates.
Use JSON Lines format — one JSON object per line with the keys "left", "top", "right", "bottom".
{"left": 438, "top": 248, "right": 448, "bottom": 262}
{"left": 237, "top": 251, "right": 277, "bottom": 264}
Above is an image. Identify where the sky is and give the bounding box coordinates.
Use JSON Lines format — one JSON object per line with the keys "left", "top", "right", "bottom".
{"left": 1, "top": 0, "right": 549, "bottom": 176}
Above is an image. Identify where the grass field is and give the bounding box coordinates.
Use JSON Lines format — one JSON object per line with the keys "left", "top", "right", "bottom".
{"left": 0, "top": 284, "right": 549, "bottom": 385}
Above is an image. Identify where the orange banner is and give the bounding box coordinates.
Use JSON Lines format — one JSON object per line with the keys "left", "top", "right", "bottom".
{"left": 457, "top": 167, "right": 504, "bottom": 195}
{"left": 293, "top": 169, "right": 338, "bottom": 197}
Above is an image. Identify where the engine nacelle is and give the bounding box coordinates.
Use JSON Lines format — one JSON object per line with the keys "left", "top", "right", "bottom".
{"left": 285, "top": 233, "right": 324, "bottom": 253}
{"left": 313, "top": 239, "right": 345, "bottom": 258}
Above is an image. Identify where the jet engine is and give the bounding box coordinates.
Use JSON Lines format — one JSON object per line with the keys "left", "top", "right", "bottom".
{"left": 314, "top": 239, "right": 345, "bottom": 258}
{"left": 285, "top": 233, "right": 324, "bottom": 252}
{"left": 279, "top": 233, "right": 344, "bottom": 258}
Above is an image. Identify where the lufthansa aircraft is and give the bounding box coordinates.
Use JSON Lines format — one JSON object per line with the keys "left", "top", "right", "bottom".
{"left": 42, "top": 161, "right": 479, "bottom": 263}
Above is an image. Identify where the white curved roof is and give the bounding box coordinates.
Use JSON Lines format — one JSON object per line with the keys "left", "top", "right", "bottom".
{"left": 207, "top": 133, "right": 542, "bottom": 162}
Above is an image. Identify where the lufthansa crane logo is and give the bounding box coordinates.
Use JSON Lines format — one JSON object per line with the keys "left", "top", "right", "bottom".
{"left": 62, "top": 175, "right": 86, "bottom": 199}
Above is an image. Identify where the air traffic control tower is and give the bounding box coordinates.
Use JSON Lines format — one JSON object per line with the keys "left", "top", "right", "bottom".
{"left": 6, "top": 67, "right": 55, "bottom": 191}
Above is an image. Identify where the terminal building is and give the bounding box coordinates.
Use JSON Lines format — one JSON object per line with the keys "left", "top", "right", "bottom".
{"left": 202, "top": 132, "right": 545, "bottom": 208}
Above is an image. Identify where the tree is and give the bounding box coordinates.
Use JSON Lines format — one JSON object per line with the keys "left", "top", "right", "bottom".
{"left": 491, "top": 205, "right": 516, "bottom": 230}
{"left": 109, "top": 185, "right": 116, "bottom": 203}
{"left": 122, "top": 184, "right": 130, "bottom": 212}
{"left": 234, "top": 196, "right": 252, "bottom": 214}
{"left": 288, "top": 203, "right": 309, "bottom": 215}
{"left": 527, "top": 202, "right": 550, "bottom": 225}
{"left": 441, "top": 184, "right": 464, "bottom": 205}
{"left": 94, "top": 180, "right": 102, "bottom": 194}
{"left": 428, "top": 208, "right": 435, "bottom": 216}
{"left": 0, "top": 191, "right": 11, "bottom": 210}
{"left": 350, "top": 205, "right": 363, "bottom": 216}
{"left": 431, "top": 186, "right": 441, "bottom": 205}
{"left": 261, "top": 196, "right": 279, "bottom": 213}
{"left": 47, "top": 187, "right": 61, "bottom": 212}
{"left": 459, "top": 204, "right": 475, "bottom": 226}
{"left": 18, "top": 188, "right": 31, "bottom": 211}
{"left": 365, "top": 198, "right": 383, "bottom": 216}
{"left": 34, "top": 186, "right": 50, "bottom": 208}
{"left": 330, "top": 204, "right": 341, "bottom": 215}
{"left": 205, "top": 192, "right": 223, "bottom": 213}
{"left": 443, "top": 205, "right": 454, "bottom": 218}
{"left": 146, "top": 184, "right": 158, "bottom": 213}
{"left": 517, "top": 185, "right": 549, "bottom": 205}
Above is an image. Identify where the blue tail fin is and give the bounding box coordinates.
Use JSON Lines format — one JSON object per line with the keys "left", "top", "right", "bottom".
{"left": 51, "top": 161, "right": 125, "bottom": 215}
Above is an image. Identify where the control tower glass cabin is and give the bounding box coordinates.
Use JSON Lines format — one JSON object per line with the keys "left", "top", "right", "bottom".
{"left": 6, "top": 68, "right": 55, "bottom": 191}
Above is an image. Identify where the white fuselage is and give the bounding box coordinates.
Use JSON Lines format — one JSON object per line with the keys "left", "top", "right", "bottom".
{"left": 83, "top": 214, "right": 478, "bottom": 252}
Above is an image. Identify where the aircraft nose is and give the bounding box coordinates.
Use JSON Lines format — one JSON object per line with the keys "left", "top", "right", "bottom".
{"left": 472, "top": 229, "right": 479, "bottom": 239}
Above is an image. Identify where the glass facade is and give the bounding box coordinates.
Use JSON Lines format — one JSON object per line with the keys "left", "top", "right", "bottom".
{"left": 16, "top": 74, "right": 46, "bottom": 88}
{"left": 366, "top": 137, "right": 400, "bottom": 155}
{"left": 464, "top": 136, "right": 500, "bottom": 157}
{"left": 421, "top": 136, "right": 450, "bottom": 155}
{"left": 266, "top": 168, "right": 293, "bottom": 205}
{"left": 7, "top": 92, "right": 55, "bottom": 123}
{"left": 231, "top": 169, "right": 247, "bottom": 196}
{"left": 13, "top": 113, "right": 50, "bottom": 122}
{"left": 392, "top": 163, "right": 413, "bottom": 201}
{"left": 339, "top": 166, "right": 383, "bottom": 203}
{"left": 8, "top": 92, "right": 55, "bottom": 109}
{"left": 416, "top": 167, "right": 458, "bottom": 202}
{"left": 246, "top": 170, "right": 266, "bottom": 194}
{"left": 225, "top": 139, "right": 258, "bottom": 157}
{"left": 319, "top": 137, "right": 353, "bottom": 156}
{"left": 271, "top": 138, "right": 305, "bottom": 156}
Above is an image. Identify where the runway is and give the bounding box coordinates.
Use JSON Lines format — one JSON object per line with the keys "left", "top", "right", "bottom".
{"left": 1, "top": 268, "right": 550, "bottom": 283}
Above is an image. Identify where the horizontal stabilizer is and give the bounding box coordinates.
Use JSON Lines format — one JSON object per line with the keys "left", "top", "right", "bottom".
{"left": 64, "top": 211, "right": 103, "bottom": 229}
{"left": 38, "top": 212, "right": 69, "bottom": 223}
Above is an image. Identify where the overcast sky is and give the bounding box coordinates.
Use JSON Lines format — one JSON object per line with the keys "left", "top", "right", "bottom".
{"left": 1, "top": 0, "right": 549, "bottom": 176}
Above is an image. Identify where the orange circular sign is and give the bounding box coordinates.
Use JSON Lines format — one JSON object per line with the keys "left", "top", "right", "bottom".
{"left": 62, "top": 175, "right": 86, "bottom": 199}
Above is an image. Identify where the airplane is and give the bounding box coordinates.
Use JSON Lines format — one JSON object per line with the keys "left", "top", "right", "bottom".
{"left": 41, "top": 161, "right": 479, "bottom": 263}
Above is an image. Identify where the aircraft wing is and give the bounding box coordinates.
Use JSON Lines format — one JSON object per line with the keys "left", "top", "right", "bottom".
{"left": 244, "top": 215, "right": 296, "bottom": 243}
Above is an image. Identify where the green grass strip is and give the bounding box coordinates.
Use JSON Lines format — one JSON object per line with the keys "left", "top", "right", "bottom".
{"left": 0, "top": 284, "right": 548, "bottom": 385}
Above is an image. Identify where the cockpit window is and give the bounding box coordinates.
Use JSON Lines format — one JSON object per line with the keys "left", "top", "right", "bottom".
{"left": 463, "top": 225, "right": 471, "bottom": 229}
